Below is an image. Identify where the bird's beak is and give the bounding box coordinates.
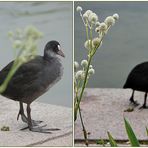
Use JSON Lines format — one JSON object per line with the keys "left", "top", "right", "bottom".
{"left": 57, "top": 49, "right": 65, "bottom": 58}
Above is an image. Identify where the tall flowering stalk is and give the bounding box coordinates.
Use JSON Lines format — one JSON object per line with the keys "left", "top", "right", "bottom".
{"left": 0, "top": 25, "right": 43, "bottom": 93}
{"left": 74, "top": 6, "right": 119, "bottom": 146}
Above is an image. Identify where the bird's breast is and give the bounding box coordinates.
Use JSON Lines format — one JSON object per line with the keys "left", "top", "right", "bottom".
{"left": 43, "top": 60, "right": 64, "bottom": 92}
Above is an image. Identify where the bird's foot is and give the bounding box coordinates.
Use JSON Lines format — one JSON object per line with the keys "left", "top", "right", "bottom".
{"left": 31, "top": 120, "right": 43, "bottom": 126}
{"left": 17, "top": 113, "right": 43, "bottom": 126}
{"left": 20, "top": 124, "right": 60, "bottom": 133}
{"left": 20, "top": 124, "right": 47, "bottom": 131}
{"left": 130, "top": 100, "right": 139, "bottom": 106}
{"left": 139, "top": 105, "right": 148, "bottom": 109}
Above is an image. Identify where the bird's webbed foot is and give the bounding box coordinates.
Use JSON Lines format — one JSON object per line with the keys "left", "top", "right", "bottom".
{"left": 21, "top": 124, "right": 60, "bottom": 133}
{"left": 139, "top": 105, "right": 148, "bottom": 109}
{"left": 18, "top": 113, "right": 43, "bottom": 126}
{"left": 130, "top": 99, "right": 139, "bottom": 106}
{"left": 30, "top": 126, "right": 60, "bottom": 133}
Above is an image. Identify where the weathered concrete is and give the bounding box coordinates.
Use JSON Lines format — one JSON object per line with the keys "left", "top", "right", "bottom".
{"left": 35, "top": 132, "right": 73, "bottom": 146}
{"left": 75, "top": 88, "right": 148, "bottom": 141}
{"left": 0, "top": 96, "right": 72, "bottom": 146}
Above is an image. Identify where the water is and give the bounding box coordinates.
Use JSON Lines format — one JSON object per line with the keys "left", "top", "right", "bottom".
{"left": 0, "top": 2, "right": 72, "bottom": 107}
{"left": 75, "top": 1, "right": 148, "bottom": 88}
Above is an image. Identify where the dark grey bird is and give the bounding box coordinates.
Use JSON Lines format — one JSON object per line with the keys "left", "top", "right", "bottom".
{"left": 123, "top": 62, "right": 148, "bottom": 109}
{"left": 0, "top": 40, "right": 65, "bottom": 133}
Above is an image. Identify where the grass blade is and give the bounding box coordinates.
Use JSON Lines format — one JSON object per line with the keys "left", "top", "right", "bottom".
{"left": 124, "top": 118, "right": 140, "bottom": 147}
{"left": 107, "top": 131, "right": 118, "bottom": 147}
{"left": 146, "top": 127, "right": 148, "bottom": 136}
{"left": 96, "top": 139, "right": 106, "bottom": 147}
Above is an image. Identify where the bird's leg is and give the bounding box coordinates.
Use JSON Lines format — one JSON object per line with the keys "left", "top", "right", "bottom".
{"left": 139, "top": 92, "right": 148, "bottom": 109}
{"left": 17, "top": 101, "right": 43, "bottom": 126}
{"left": 26, "top": 104, "right": 59, "bottom": 133}
{"left": 129, "top": 90, "right": 139, "bottom": 106}
{"left": 17, "top": 101, "right": 28, "bottom": 123}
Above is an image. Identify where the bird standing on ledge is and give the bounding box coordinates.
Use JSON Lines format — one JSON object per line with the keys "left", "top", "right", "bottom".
{"left": 123, "top": 62, "right": 148, "bottom": 109}
{"left": 0, "top": 40, "right": 65, "bottom": 133}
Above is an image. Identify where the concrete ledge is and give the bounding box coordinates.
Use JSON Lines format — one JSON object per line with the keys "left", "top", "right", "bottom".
{"left": 75, "top": 88, "right": 148, "bottom": 141}
{"left": 0, "top": 96, "right": 72, "bottom": 146}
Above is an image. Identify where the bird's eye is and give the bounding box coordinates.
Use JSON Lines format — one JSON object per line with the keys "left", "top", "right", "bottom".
{"left": 58, "top": 45, "right": 61, "bottom": 51}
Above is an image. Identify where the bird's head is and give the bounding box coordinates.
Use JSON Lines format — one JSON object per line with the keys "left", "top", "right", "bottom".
{"left": 44, "top": 40, "right": 65, "bottom": 59}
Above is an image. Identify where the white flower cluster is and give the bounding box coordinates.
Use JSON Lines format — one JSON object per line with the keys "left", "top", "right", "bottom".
{"left": 76, "top": 6, "right": 119, "bottom": 51}
{"left": 95, "top": 14, "right": 119, "bottom": 35}
{"left": 77, "top": 6, "right": 98, "bottom": 26}
{"left": 8, "top": 25, "right": 43, "bottom": 64}
{"left": 74, "top": 60, "right": 95, "bottom": 80}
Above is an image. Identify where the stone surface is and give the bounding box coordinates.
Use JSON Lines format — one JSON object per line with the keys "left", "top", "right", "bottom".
{"left": 0, "top": 96, "right": 72, "bottom": 146}
{"left": 75, "top": 88, "right": 148, "bottom": 141}
{"left": 35, "top": 132, "right": 73, "bottom": 146}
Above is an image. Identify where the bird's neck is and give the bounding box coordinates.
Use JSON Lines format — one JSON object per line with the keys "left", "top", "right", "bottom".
{"left": 43, "top": 50, "right": 56, "bottom": 61}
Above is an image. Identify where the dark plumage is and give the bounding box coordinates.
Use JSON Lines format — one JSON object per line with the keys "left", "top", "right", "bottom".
{"left": 0, "top": 40, "right": 65, "bottom": 133}
{"left": 123, "top": 62, "right": 148, "bottom": 108}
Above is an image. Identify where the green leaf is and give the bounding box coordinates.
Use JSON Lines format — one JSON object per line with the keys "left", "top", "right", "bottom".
{"left": 124, "top": 118, "right": 140, "bottom": 147}
{"left": 146, "top": 127, "right": 148, "bottom": 136}
{"left": 96, "top": 139, "right": 106, "bottom": 146}
{"left": 107, "top": 131, "right": 118, "bottom": 147}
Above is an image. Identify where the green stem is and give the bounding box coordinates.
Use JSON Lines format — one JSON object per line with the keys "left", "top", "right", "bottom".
{"left": 78, "top": 106, "right": 89, "bottom": 146}
{"left": 0, "top": 60, "right": 22, "bottom": 93}
{"left": 89, "top": 24, "right": 93, "bottom": 54}
{"left": 75, "top": 55, "right": 92, "bottom": 117}
{"left": 85, "top": 22, "right": 89, "bottom": 41}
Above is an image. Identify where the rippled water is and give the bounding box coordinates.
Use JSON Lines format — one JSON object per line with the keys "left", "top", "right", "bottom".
{"left": 75, "top": 1, "right": 148, "bottom": 88}
{"left": 0, "top": 2, "right": 72, "bottom": 107}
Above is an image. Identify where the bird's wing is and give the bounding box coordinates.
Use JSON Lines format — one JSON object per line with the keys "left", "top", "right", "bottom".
{"left": 0, "top": 57, "right": 43, "bottom": 87}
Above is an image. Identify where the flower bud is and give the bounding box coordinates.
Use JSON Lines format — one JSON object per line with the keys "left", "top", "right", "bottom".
{"left": 113, "top": 13, "right": 119, "bottom": 20}
{"left": 88, "top": 13, "right": 98, "bottom": 24}
{"left": 74, "top": 61, "right": 79, "bottom": 69}
{"left": 13, "top": 40, "right": 22, "bottom": 49}
{"left": 95, "top": 21, "right": 101, "bottom": 27}
{"left": 85, "top": 10, "right": 93, "bottom": 16}
{"left": 8, "top": 31, "right": 13, "bottom": 38}
{"left": 99, "top": 23, "right": 107, "bottom": 31}
{"left": 76, "top": 6, "right": 82, "bottom": 12}
{"left": 83, "top": 13, "right": 88, "bottom": 19}
{"left": 89, "top": 65, "right": 93, "bottom": 69}
{"left": 95, "top": 27, "right": 99, "bottom": 33}
{"left": 75, "top": 70, "right": 83, "bottom": 79}
{"left": 88, "top": 68, "right": 95, "bottom": 75}
{"left": 81, "top": 60, "right": 88, "bottom": 67}
{"left": 104, "top": 16, "right": 115, "bottom": 26}
{"left": 92, "top": 37, "right": 101, "bottom": 47}
{"left": 84, "top": 40, "right": 94, "bottom": 50}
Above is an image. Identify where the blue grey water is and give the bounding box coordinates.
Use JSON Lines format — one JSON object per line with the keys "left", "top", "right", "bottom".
{"left": 0, "top": 2, "right": 72, "bottom": 107}
{"left": 75, "top": 2, "right": 148, "bottom": 89}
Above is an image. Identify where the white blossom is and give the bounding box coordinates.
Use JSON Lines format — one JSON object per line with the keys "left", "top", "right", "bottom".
{"left": 76, "top": 6, "right": 82, "bottom": 12}
{"left": 81, "top": 60, "right": 88, "bottom": 67}
{"left": 85, "top": 10, "right": 93, "bottom": 17}
{"left": 113, "top": 13, "right": 119, "bottom": 20}
{"left": 84, "top": 40, "right": 95, "bottom": 50}
{"left": 75, "top": 70, "right": 83, "bottom": 79}
{"left": 88, "top": 13, "right": 98, "bottom": 24}
{"left": 104, "top": 16, "right": 115, "bottom": 26}
{"left": 95, "top": 27, "right": 99, "bottom": 33}
{"left": 88, "top": 68, "right": 95, "bottom": 75}
{"left": 92, "top": 37, "right": 101, "bottom": 47}
{"left": 83, "top": 13, "right": 88, "bottom": 19}
{"left": 99, "top": 23, "right": 107, "bottom": 31}
{"left": 74, "top": 61, "right": 79, "bottom": 69}
{"left": 13, "top": 40, "right": 22, "bottom": 49}
{"left": 89, "top": 65, "right": 93, "bottom": 69}
{"left": 95, "top": 21, "right": 101, "bottom": 27}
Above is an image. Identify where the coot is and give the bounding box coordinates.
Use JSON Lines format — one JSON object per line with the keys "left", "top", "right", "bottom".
{"left": 0, "top": 40, "right": 65, "bottom": 133}
{"left": 123, "top": 62, "right": 148, "bottom": 109}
